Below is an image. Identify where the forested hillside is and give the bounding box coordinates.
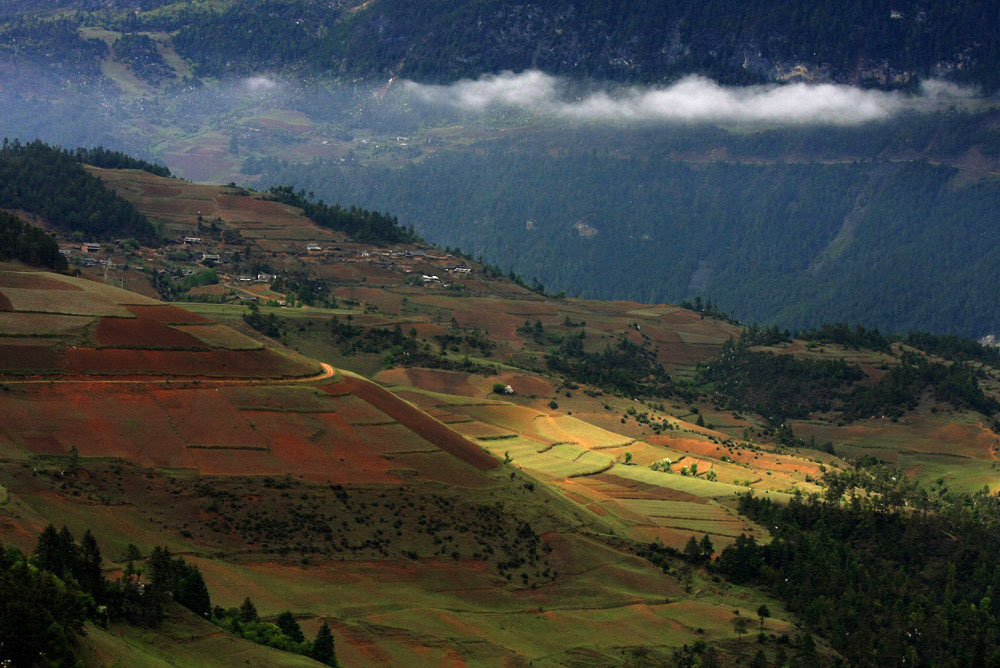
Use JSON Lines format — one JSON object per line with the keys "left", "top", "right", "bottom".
{"left": 247, "top": 139, "right": 1000, "bottom": 338}
{"left": 0, "top": 140, "right": 159, "bottom": 243}
{"left": 3, "top": 0, "right": 999, "bottom": 91}
{"left": 0, "top": 211, "right": 67, "bottom": 271}
{"left": 169, "top": 0, "right": 1000, "bottom": 91}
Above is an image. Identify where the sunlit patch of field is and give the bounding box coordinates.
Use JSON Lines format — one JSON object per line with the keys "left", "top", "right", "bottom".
{"left": 794, "top": 407, "right": 1000, "bottom": 491}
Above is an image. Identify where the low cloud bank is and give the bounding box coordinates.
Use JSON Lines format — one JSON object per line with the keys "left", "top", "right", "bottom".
{"left": 403, "top": 71, "right": 975, "bottom": 125}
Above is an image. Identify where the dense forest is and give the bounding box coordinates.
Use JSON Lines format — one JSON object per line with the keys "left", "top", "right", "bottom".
{"left": 700, "top": 333, "right": 998, "bottom": 424}
{"left": 248, "top": 137, "right": 1000, "bottom": 338}
{"left": 165, "top": 0, "right": 1000, "bottom": 91}
{"left": 0, "top": 17, "right": 108, "bottom": 77}
{"left": 0, "top": 211, "right": 67, "bottom": 271}
{"left": 717, "top": 481, "right": 1000, "bottom": 668}
{"left": 0, "top": 139, "right": 159, "bottom": 243}
{"left": 3, "top": 0, "right": 997, "bottom": 90}
{"left": 112, "top": 33, "right": 176, "bottom": 86}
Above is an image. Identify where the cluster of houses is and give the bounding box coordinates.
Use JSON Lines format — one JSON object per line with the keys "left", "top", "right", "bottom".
{"left": 59, "top": 225, "right": 484, "bottom": 304}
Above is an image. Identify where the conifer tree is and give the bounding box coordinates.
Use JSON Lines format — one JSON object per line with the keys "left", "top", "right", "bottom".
{"left": 78, "top": 529, "right": 104, "bottom": 600}
{"left": 240, "top": 596, "right": 259, "bottom": 623}
{"left": 311, "top": 620, "right": 336, "bottom": 666}
{"left": 177, "top": 568, "right": 212, "bottom": 618}
{"left": 276, "top": 610, "right": 305, "bottom": 643}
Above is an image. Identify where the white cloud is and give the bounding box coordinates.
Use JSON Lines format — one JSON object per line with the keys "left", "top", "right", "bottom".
{"left": 244, "top": 75, "right": 279, "bottom": 93}
{"left": 403, "top": 71, "right": 977, "bottom": 125}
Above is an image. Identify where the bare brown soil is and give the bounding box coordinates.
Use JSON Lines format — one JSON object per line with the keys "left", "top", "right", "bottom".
{"left": 0, "top": 273, "right": 80, "bottom": 290}
{"left": 96, "top": 316, "right": 206, "bottom": 348}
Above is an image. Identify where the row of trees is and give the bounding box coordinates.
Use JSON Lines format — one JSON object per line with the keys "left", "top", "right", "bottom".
{"left": 266, "top": 186, "right": 419, "bottom": 245}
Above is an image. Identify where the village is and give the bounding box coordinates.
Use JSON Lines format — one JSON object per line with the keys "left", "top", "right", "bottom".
{"left": 58, "top": 233, "right": 478, "bottom": 306}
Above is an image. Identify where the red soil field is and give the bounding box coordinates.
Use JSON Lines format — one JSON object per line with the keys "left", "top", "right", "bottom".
{"left": 126, "top": 304, "right": 211, "bottom": 324}
{"left": 0, "top": 291, "right": 10, "bottom": 311}
{"left": 185, "top": 448, "right": 284, "bottom": 476}
{"left": 141, "top": 184, "right": 183, "bottom": 197}
{"left": 0, "top": 342, "right": 66, "bottom": 371}
{"left": 96, "top": 317, "right": 207, "bottom": 348}
{"left": 377, "top": 368, "right": 479, "bottom": 397}
{"left": 239, "top": 411, "right": 399, "bottom": 483}
{"left": 647, "top": 434, "right": 823, "bottom": 476}
{"left": 0, "top": 273, "right": 80, "bottom": 291}
{"left": 65, "top": 347, "right": 313, "bottom": 377}
{"left": 324, "top": 376, "right": 499, "bottom": 471}
{"left": 151, "top": 388, "right": 265, "bottom": 448}
{"left": 0, "top": 384, "right": 196, "bottom": 468}
{"left": 497, "top": 373, "right": 553, "bottom": 397}
{"left": 215, "top": 195, "right": 304, "bottom": 224}
{"left": 450, "top": 308, "right": 527, "bottom": 340}
{"left": 585, "top": 473, "right": 710, "bottom": 503}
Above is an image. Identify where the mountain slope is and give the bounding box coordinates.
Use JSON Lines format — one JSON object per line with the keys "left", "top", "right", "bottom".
{"left": 3, "top": 0, "right": 999, "bottom": 91}
{"left": 249, "top": 140, "right": 1000, "bottom": 338}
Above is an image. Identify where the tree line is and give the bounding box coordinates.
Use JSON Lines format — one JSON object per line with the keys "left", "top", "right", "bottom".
{"left": 266, "top": 185, "right": 419, "bottom": 245}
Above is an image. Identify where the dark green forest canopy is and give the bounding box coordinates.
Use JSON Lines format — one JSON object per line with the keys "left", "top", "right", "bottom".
{"left": 718, "top": 487, "right": 1000, "bottom": 668}
{"left": 0, "top": 139, "right": 159, "bottom": 243}
{"left": 163, "top": 0, "right": 1000, "bottom": 92}
{"left": 0, "top": 210, "right": 67, "bottom": 271}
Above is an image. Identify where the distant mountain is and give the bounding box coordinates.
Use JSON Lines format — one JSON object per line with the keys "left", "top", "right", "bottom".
{"left": 246, "top": 113, "right": 1000, "bottom": 339}
{"left": 3, "top": 0, "right": 999, "bottom": 92}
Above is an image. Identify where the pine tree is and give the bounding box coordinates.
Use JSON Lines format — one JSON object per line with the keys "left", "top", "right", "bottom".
{"left": 33, "top": 524, "right": 65, "bottom": 575}
{"left": 276, "top": 610, "right": 305, "bottom": 643}
{"left": 683, "top": 535, "right": 703, "bottom": 563}
{"left": 177, "top": 568, "right": 212, "bottom": 618}
{"left": 122, "top": 543, "right": 142, "bottom": 576}
{"left": 78, "top": 530, "right": 104, "bottom": 601}
{"left": 240, "top": 596, "right": 259, "bottom": 623}
{"left": 699, "top": 534, "right": 715, "bottom": 562}
{"left": 147, "top": 546, "right": 174, "bottom": 594}
{"left": 58, "top": 526, "right": 80, "bottom": 578}
{"left": 757, "top": 604, "right": 771, "bottom": 628}
{"left": 311, "top": 620, "right": 336, "bottom": 666}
